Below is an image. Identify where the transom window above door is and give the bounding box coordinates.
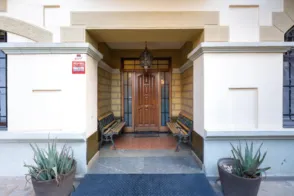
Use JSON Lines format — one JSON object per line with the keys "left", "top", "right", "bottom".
{"left": 122, "top": 58, "right": 170, "bottom": 72}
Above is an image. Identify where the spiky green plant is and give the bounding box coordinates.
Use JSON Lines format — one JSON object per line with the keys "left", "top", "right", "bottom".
{"left": 230, "top": 142, "right": 270, "bottom": 178}
{"left": 24, "top": 139, "right": 75, "bottom": 185}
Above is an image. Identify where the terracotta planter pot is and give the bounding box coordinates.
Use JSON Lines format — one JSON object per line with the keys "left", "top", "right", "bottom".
{"left": 218, "top": 158, "right": 261, "bottom": 196}
{"left": 31, "top": 162, "right": 76, "bottom": 196}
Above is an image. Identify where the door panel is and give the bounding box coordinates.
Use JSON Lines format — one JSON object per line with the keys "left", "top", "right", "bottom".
{"left": 135, "top": 72, "right": 158, "bottom": 131}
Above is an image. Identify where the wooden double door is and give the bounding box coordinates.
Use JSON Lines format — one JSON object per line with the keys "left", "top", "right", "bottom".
{"left": 135, "top": 72, "right": 159, "bottom": 131}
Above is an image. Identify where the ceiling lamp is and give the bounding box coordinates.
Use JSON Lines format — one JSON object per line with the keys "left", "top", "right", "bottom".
{"left": 140, "top": 42, "right": 153, "bottom": 71}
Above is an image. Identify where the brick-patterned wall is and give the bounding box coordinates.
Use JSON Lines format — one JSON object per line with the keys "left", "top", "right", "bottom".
{"left": 111, "top": 73, "right": 121, "bottom": 117}
{"left": 181, "top": 66, "right": 193, "bottom": 116}
{"left": 171, "top": 73, "right": 181, "bottom": 117}
{"left": 98, "top": 67, "right": 111, "bottom": 117}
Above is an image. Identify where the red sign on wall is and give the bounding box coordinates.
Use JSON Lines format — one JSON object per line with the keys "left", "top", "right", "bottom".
{"left": 72, "top": 61, "right": 85, "bottom": 74}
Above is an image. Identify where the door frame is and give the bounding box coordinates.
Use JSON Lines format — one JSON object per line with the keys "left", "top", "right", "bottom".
{"left": 134, "top": 72, "right": 159, "bottom": 131}
{"left": 121, "top": 57, "right": 172, "bottom": 132}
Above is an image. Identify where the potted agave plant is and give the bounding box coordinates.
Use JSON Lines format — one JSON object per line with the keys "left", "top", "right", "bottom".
{"left": 24, "top": 139, "right": 76, "bottom": 196}
{"left": 217, "top": 142, "right": 270, "bottom": 196}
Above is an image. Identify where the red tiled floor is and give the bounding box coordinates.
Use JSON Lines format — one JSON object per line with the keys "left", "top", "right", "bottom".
{"left": 111, "top": 135, "right": 177, "bottom": 150}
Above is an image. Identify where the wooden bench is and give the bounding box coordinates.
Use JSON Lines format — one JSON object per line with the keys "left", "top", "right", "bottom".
{"left": 167, "top": 112, "right": 193, "bottom": 151}
{"left": 98, "top": 112, "right": 125, "bottom": 150}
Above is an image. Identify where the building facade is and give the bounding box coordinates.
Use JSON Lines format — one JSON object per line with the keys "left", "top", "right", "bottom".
{"left": 0, "top": 0, "right": 294, "bottom": 178}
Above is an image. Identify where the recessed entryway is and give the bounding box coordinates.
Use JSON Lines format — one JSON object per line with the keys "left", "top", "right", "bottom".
{"left": 88, "top": 135, "right": 201, "bottom": 174}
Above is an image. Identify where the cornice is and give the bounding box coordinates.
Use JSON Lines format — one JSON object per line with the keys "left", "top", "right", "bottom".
{"left": 98, "top": 60, "right": 112, "bottom": 73}
{"left": 179, "top": 60, "right": 193, "bottom": 73}
{"left": 112, "top": 69, "right": 120, "bottom": 74}
{"left": 172, "top": 60, "right": 193, "bottom": 74}
{"left": 0, "top": 43, "right": 103, "bottom": 61}
{"left": 188, "top": 42, "right": 294, "bottom": 61}
{"left": 0, "top": 132, "right": 86, "bottom": 143}
{"left": 205, "top": 130, "right": 294, "bottom": 140}
{"left": 98, "top": 60, "right": 120, "bottom": 74}
{"left": 172, "top": 68, "right": 181, "bottom": 74}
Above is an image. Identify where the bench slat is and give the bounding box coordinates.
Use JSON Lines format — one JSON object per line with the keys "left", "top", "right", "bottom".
{"left": 167, "top": 122, "right": 188, "bottom": 135}
{"left": 167, "top": 122, "right": 179, "bottom": 134}
{"left": 176, "top": 120, "right": 189, "bottom": 132}
{"left": 103, "top": 120, "right": 117, "bottom": 132}
{"left": 113, "top": 122, "right": 126, "bottom": 133}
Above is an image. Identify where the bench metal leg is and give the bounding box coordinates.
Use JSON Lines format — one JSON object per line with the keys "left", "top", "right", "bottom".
{"left": 111, "top": 135, "right": 116, "bottom": 150}
{"left": 175, "top": 136, "right": 182, "bottom": 152}
{"left": 189, "top": 135, "right": 192, "bottom": 147}
{"left": 100, "top": 136, "right": 104, "bottom": 148}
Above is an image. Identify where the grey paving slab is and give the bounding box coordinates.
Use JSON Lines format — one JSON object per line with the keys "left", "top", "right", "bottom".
{"left": 88, "top": 156, "right": 201, "bottom": 174}
{"left": 0, "top": 177, "right": 35, "bottom": 196}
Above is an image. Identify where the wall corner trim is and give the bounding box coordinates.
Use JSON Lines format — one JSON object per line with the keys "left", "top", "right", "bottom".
{"left": 188, "top": 42, "right": 294, "bottom": 61}
{"left": 112, "top": 69, "right": 120, "bottom": 74}
{"left": 0, "top": 43, "right": 103, "bottom": 61}
{"left": 98, "top": 60, "right": 120, "bottom": 74}
{"left": 172, "top": 61, "right": 193, "bottom": 74}
{"left": 179, "top": 60, "right": 193, "bottom": 73}
{"left": 172, "top": 68, "right": 181, "bottom": 74}
{"left": 98, "top": 60, "right": 112, "bottom": 73}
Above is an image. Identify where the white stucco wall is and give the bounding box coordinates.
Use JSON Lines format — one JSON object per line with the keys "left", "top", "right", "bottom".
{"left": 189, "top": 44, "right": 294, "bottom": 178}
{"left": 86, "top": 55, "right": 98, "bottom": 138}
{"left": 204, "top": 139, "right": 294, "bottom": 178}
{"left": 7, "top": 54, "right": 87, "bottom": 132}
{"left": 0, "top": 0, "right": 284, "bottom": 42}
{"left": 0, "top": 141, "right": 87, "bottom": 176}
{"left": 203, "top": 53, "right": 286, "bottom": 132}
{"left": 0, "top": 52, "right": 100, "bottom": 176}
{"left": 193, "top": 55, "right": 205, "bottom": 137}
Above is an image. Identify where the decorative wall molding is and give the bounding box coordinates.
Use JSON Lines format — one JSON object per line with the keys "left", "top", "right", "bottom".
{"left": 172, "top": 68, "right": 181, "bottom": 74}
{"left": 32, "top": 89, "right": 62, "bottom": 92}
{"left": 98, "top": 60, "right": 120, "bottom": 74}
{"left": 260, "top": 0, "right": 294, "bottom": 42}
{"left": 0, "top": 43, "right": 103, "bottom": 61}
{"left": 0, "top": 16, "right": 52, "bottom": 42}
{"left": 112, "top": 69, "right": 120, "bottom": 74}
{"left": 0, "top": 132, "right": 86, "bottom": 143}
{"left": 229, "top": 5, "right": 259, "bottom": 8}
{"left": 98, "top": 60, "right": 112, "bottom": 73}
{"left": 71, "top": 11, "right": 219, "bottom": 28}
{"left": 205, "top": 130, "right": 294, "bottom": 140}
{"left": 188, "top": 42, "right": 294, "bottom": 61}
{"left": 172, "top": 61, "right": 193, "bottom": 74}
{"left": 179, "top": 60, "right": 193, "bottom": 73}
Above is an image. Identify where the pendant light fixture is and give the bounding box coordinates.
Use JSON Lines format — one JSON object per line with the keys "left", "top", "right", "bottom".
{"left": 139, "top": 41, "right": 153, "bottom": 71}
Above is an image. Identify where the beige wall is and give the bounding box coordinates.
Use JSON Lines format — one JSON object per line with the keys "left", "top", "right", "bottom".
{"left": 171, "top": 73, "right": 181, "bottom": 117}
{"left": 85, "top": 31, "right": 98, "bottom": 50}
{"left": 98, "top": 67, "right": 111, "bottom": 117}
{"left": 181, "top": 66, "right": 193, "bottom": 117}
{"left": 180, "top": 42, "right": 193, "bottom": 65}
{"left": 0, "top": 16, "right": 52, "bottom": 42}
{"left": 111, "top": 73, "right": 121, "bottom": 117}
{"left": 97, "top": 42, "right": 112, "bottom": 66}
{"left": 0, "top": 0, "right": 6, "bottom": 12}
